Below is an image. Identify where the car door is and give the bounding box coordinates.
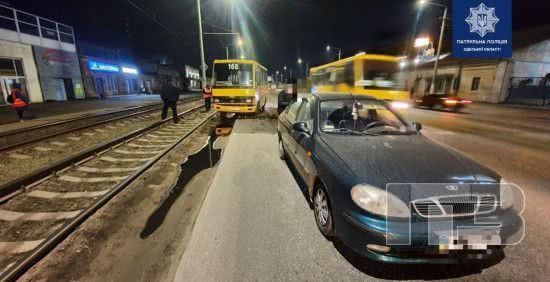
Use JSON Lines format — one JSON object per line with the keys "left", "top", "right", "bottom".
{"left": 280, "top": 100, "right": 302, "bottom": 164}
{"left": 292, "top": 99, "right": 314, "bottom": 178}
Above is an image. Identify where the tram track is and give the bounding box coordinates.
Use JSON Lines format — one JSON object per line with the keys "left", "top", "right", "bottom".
{"left": 0, "top": 104, "right": 215, "bottom": 281}
{"left": 0, "top": 98, "right": 203, "bottom": 187}
{"left": 0, "top": 96, "right": 201, "bottom": 152}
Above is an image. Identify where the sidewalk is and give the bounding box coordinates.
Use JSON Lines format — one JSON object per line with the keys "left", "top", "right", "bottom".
{"left": 0, "top": 94, "right": 195, "bottom": 133}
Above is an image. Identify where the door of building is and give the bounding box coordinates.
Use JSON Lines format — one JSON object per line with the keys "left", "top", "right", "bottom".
{"left": 52, "top": 79, "right": 67, "bottom": 101}
{"left": 63, "top": 78, "right": 75, "bottom": 100}
{"left": 96, "top": 78, "right": 104, "bottom": 98}
{"left": 0, "top": 77, "right": 28, "bottom": 105}
{"left": 125, "top": 79, "right": 131, "bottom": 94}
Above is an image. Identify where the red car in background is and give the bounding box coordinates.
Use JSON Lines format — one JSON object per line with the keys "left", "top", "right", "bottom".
{"left": 415, "top": 94, "right": 472, "bottom": 112}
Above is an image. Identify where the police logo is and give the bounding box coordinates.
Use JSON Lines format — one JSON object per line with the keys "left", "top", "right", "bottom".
{"left": 465, "top": 3, "right": 499, "bottom": 38}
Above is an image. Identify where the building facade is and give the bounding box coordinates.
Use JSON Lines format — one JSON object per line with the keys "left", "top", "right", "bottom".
{"left": 407, "top": 29, "right": 550, "bottom": 105}
{"left": 0, "top": 4, "right": 80, "bottom": 104}
{"left": 33, "top": 46, "right": 84, "bottom": 101}
{"left": 138, "top": 56, "right": 182, "bottom": 94}
{"left": 184, "top": 65, "right": 201, "bottom": 91}
{"left": 78, "top": 42, "right": 140, "bottom": 98}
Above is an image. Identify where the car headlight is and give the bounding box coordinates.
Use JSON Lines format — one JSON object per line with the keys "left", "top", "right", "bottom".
{"left": 351, "top": 184, "right": 410, "bottom": 218}
{"left": 245, "top": 99, "right": 253, "bottom": 103}
{"left": 391, "top": 101, "right": 410, "bottom": 109}
{"left": 500, "top": 179, "right": 514, "bottom": 210}
{"left": 213, "top": 99, "right": 220, "bottom": 103}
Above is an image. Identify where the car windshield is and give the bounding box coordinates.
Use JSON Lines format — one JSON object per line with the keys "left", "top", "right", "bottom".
{"left": 320, "top": 99, "right": 410, "bottom": 135}
{"left": 213, "top": 63, "right": 253, "bottom": 88}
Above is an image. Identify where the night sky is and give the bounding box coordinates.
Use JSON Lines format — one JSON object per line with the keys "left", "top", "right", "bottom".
{"left": 9, "top": 0, "right": 549, "bottom": 77}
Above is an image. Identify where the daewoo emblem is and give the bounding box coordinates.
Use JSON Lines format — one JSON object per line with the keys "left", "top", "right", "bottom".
{"left": 445, "top": 184, "right": 459, "bottom": 191}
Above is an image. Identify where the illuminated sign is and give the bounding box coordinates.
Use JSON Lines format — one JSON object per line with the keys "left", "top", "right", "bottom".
{"left": 89, "top": 60, "right": 119, "bottom": 72}
{"left": 122, "top": 67, "right": 138, "bottom": 74}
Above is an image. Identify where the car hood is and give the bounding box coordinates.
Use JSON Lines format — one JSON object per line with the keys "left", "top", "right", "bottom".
{"left": 319, "top": 133, "right": 499, "bottom": 189}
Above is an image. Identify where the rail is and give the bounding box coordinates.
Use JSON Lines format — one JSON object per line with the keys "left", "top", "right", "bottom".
{"left": 0, "top": 96, "right": 202, "bottom": 152}
{"left": 0, "top": 105, "right": 215, "bottom": 281}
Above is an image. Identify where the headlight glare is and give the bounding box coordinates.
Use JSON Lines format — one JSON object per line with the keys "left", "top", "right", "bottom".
{"left": 391, "top": 101, "right": 410, "bottom": 109}
{"left": 351, "top": 185, "right": 410, "bottom": 218}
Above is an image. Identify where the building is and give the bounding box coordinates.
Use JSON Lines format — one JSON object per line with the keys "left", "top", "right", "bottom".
{"left": 184, "top": 65, "right": 201, "bottom": 91}
{"left": 0, "top": 3, "right": 82, "bottom": 104}
{"left": 407, "top": 26, "right": 550, "bottom": 105}
{"left": 138, "top": 56, "right": 182, "bottom": 94}
{"left": 78, "top": 42, "right": 140, "bottom": 98}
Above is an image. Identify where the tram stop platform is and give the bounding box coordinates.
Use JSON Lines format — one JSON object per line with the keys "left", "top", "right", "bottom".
{"left": 0, "top": 94, "right": 195, "bottom": 134}
{"left": 174, "top": 118, "right": 356, "bottom": 281}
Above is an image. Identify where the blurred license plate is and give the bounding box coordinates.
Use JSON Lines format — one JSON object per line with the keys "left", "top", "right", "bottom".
{"left": 435, "top": 228, "right": 501, "bottom": 251}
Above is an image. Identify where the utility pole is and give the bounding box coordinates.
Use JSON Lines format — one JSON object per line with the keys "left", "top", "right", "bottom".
{"left": 230, "top": 0, "right": 235, "bottom": 32}
{"left": 196, "top": 0, "right": 207, "bottom": 87}
{"left": 429, "top": 4, "right": 447, "bottom": 94}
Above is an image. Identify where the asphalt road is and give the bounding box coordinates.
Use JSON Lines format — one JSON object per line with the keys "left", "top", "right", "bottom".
{"left": 175, "top": 105, "right": 550, "bottom": 281}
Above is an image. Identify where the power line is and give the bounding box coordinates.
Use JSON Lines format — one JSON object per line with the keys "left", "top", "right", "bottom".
{"left": 123, "top": 0, "right": 184, "bottom": 40}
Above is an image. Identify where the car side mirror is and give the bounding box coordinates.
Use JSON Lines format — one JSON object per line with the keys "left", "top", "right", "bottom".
{"left": 293, "top": 122, "right": 309, "bottom": 134}
{"left": 412, "top": 122, "right": 422, "bottom": 131}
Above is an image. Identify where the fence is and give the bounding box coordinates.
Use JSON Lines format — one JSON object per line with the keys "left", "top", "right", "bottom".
{"left": 506, "top": 77, "right": 550, "bottom": 106}
{"left": 0, "top": 4, "right": 75, "bottom": 44}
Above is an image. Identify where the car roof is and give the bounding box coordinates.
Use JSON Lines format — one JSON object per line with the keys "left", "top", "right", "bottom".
{"left": 309, "top": 92, "right": 382, "bottom": 102}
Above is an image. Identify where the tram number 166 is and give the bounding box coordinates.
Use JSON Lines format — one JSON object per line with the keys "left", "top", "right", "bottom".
{"left": 228, "top": 64, "right": 240, "bottom": 70}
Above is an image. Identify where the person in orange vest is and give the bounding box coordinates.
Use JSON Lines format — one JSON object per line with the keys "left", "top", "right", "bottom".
{"left": 8, "top": 83, "right": 30, "bottom": 121}
{"left": 203, "top": 84, "right": 212, "bottom": 111}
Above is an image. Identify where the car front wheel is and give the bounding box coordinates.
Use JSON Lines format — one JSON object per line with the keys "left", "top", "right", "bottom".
{"left": 313, "top": 183, "right": 334, "bottom": 238}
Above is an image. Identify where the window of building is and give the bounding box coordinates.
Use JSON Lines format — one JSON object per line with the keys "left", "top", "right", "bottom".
{"left": 0, "top": 58, "right": 25, "bottom": 76}
{"left": 471, "top": 77, "right": 481, "bottom": 91}
{"left": 453, "top": 77, "right": 461, "bottom": 90}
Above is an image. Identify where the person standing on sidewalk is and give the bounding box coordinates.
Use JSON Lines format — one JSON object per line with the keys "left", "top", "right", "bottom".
{"left": 7, "top": 83, "right": 29, "bottom": 121}
{"left": 203, "top": 84, "right": 212, "bottom": 111}
{"left": 160, "top": 79, "right": 180, "bottom": 124}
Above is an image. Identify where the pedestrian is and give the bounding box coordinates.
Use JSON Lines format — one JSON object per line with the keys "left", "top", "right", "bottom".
{"left": 160, "top": 79, "right": 180, "bottom": 123}
{"left": 203, "top": 84, "right": 212, "bottom": 111}
{"left": 7, "top": 83, "right": 29, "bottom": 122}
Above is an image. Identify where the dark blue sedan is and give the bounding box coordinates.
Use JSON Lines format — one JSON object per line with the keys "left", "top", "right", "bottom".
{"left": 277, "top": 93, "right": 523, "bottom": 264}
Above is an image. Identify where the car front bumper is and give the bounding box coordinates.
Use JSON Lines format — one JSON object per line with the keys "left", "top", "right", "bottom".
{"left": 335, "top": 209, "right": 522, "bottom": 264}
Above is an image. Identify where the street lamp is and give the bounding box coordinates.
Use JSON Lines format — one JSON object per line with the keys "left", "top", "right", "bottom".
{"left": 418, "top": 0, "right": 448, "bottom": 95}
{"left": 224, "top": 37, "right": 244, "bottom": 59}
{"left": 297, "top": 58, "right": 309, "bottom": 78}
{"left": 326, "top": 45, "right": 342, "bottom": 60}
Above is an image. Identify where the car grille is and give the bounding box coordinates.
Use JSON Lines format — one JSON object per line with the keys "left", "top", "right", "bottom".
{"left": 412, "top": 194, "right": 497, "bottom": 218}
{"left": 213, "top": 96, "right": 255, "bottom": 104}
